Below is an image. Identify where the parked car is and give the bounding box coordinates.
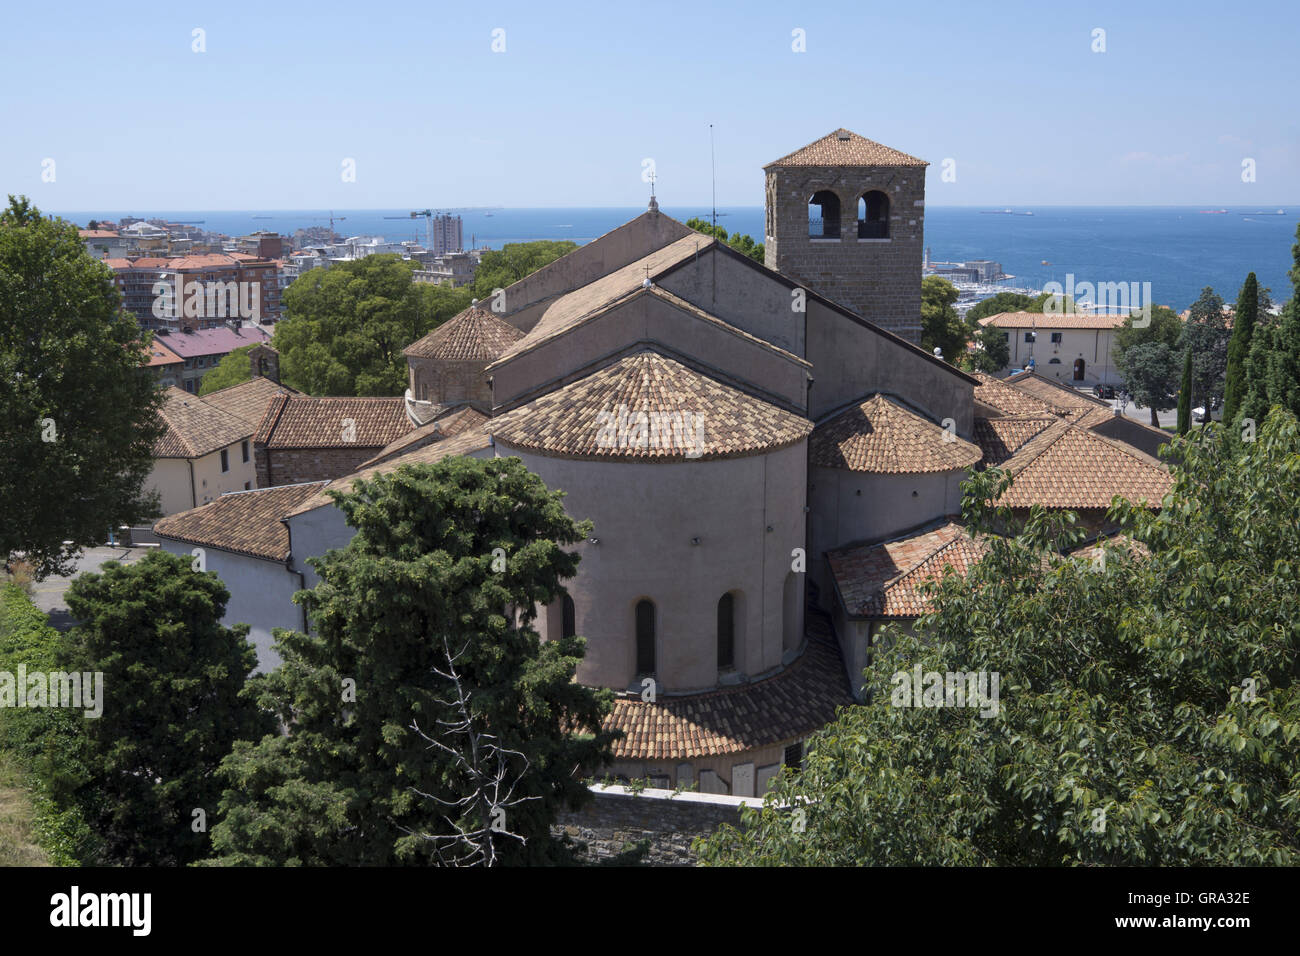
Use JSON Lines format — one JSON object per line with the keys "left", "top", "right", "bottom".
{"left": 1093, "top": 384, "right": 1116, "bottom": 399}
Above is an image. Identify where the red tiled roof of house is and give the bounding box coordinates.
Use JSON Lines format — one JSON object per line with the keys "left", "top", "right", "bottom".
{"left": 811, "top": 393, "right": 982, "bottom": 473}
{"left": 200, "top": 376, "right": 299, "bottom": 429}
{"left": 253, "top": 394, "right": 413, "bottom": 449}
{"left": 153, "top": 386, "right": 253, "bottom": 459}
{"left": 1002, "top": 371, "right": 1110, "bottom": 420}
{"left": 995, "top": 422, "right": 1172, "bottom": 509}
{"left": 79, "top": 229, "right": 118, "bottom": 238}
{"left": 604, "top": 621, "right": 853, "bottom": 761}
{"left": 827, "top": 521, "right": 988, "bottom": 619}
{"left": 490, "top": 350, "right": 813, "bottom": 462}
{"left": 979, "top": 311, "right": 1128, "bottom": 330}
{"left": 403, "top": 306, "right": 524, "bottom": 361}
{"left": 972, "top": 370, "right": 1066, "bottom": 417}
{"left": 973, "top": 414, "right": 1056, "bottom": 466}
{"left": 154, "top": 481, "right": 329, "bottom": 561}
{"left": 358, "top": 406, "right": 490, "bottom": 468}
{"left": 146, "top": 339, "right": 184, "bottom": 367}
{"left": 764, "top": 128, "right": 927, "bottom": 168}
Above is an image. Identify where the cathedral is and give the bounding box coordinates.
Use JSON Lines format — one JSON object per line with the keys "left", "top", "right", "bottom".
{"left": 155, "top": 129, "right": 1172, "bottom": 796}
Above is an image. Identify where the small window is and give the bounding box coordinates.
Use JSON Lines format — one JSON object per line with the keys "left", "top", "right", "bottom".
{"left": 857, "top": 190, "right": 890, "bottom": 239}
{"left": 1002, "top": 332, "right": 1010, "bottom": 342}
{"left": 1048, "top": 358, "right": 1062, "bottom": 364}
{"left": 243, "top": 481, "right": 251, "bottom": 490}
{"left": 185, "top": 380, "right": 195, "bottom": 393}
{"left": 1050, "top": 332, "right": 1063, "bottom": 344}
{"left": 717, "top": 593, "right": 735, "bottom": 669}
{"left": 242, "top": 440, "right": 250, "bottom": 463}
{"left": 1024, "top": 331, "right": 1036, "bottom": 344}
{"left": 784, "top": 742, "right": 803, "bottom": 771}
{"left": 220, "top": 449, "right": 229, "bottom": 472}
{"left": 562, "top": 594, "right": 576, "bottom": 639}
{"left": 635, "top": 599, "right": 656, "bottom": 676}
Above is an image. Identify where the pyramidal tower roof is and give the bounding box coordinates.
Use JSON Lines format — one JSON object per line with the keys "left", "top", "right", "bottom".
{"left": 403, "top": 305, "right": 525, "bottom": 361}
{"left": 763, "top": 128, "right": 927, "bottom": 168}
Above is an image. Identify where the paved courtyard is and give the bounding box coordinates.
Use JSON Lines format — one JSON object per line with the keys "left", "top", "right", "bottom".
{"left": 28, "top": 545, "right": 154, "bottom": 631}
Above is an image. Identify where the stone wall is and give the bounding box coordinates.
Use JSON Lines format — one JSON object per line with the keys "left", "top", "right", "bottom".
{"left": 765, "top": 165, "right": 926, "bottom": 344}
{"left": 408, "top": 356, "right": 492, "bottom": 405}
{"left": 255, "top": 443, "right": 385, "bottom": 486}
{"left": 553, "top": 785, "right": 761, "bottom": 866}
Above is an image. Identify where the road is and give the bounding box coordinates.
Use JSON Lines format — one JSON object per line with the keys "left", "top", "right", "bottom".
{"left": 29, "top": 546, "right": 153, "bottom": 631}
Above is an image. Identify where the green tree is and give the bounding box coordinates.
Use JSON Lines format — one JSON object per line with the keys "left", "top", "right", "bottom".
{"left": 684, "top": 217, "right": 765, "bottom": 263}
{"left": 699, "top": 410, "right": 1300, "bottom": 865}
{"left": 964, "top": 292, "right": 1036, "bottom": 328}
{"left": 274, "top": 255, "right": 469, "bottom": 396}
{"left": 1240, "top": 224, "right": 1300, "bottom": 428}
{"left": 198, "top": 344, "right": 255, "bottom": 395}
{"left": 971, "top": 323, "right": 1010, "bottom": 373}
{"left": 1114, "top": 306, "right": 1183, "bottom": 426}
{"left": 1176, "top": 346, "right": 1193, "bottom": 434}
{"left": 921, "top": 276, "right": 968, "bottom": 363}
{"left": 470, "top": 240, "right": 580, "bottom": 300}
{"left": 0, "top": 196, "right": 164, "bottom": 579}
{"left": 62, "top": 551, "right": 268, "bottom": 865}
{"left": 1222, "top": 273, "right": 1259, "bottom": 427}
{"left": 1179, "top": 287, "right": 1230, "bottom": 411}
{"left": 208, "top": 457, "right": 616, "bottom": 865}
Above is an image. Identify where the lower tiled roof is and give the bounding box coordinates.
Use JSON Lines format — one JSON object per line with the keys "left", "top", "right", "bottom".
{"left": 254, "top": 394, "right": 413, "bottom": 449}
{"left": 153, "top": 481, "right": 329, "bottom": 561}
{"left": 200, "top": 376, "right": 299, "bottom": 429}
{"left": 603, "top": 614, "right": 853, "bottom": 761}
{"left": 973, "top": 414, "right": 1056, "bottom": 466}
{"left": 811, "top": 393, "right": 982, "bottom": 473}
{"left": 154, "top": 386, "right": 253, "bottom": 459}
{"left": 972, "top": 371, "right": 1065, "bottom": 417}
{"left": 996, "top": 422, "right": 1172, "bottom": 509}
{"left": 827, "top": 520, "right": 988, "bottom": 619}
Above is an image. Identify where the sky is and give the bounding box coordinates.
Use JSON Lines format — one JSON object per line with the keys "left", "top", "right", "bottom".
{"left": 2, "top": 0, "right": 1297, "bottom": 210}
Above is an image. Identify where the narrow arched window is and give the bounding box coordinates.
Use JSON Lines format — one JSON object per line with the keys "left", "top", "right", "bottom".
{"left": 562, "top": 594, "right": 576, "bottom": 639}
{"left": 635, "top": 600, "right": 656, "bottom": 676}
{"left": 858, "top": 190, "right": 890, "bottom": 238}
{"left": 808, "top": 191, "right": 841, "bottom": 238}
{"left": 717, "top": 593, "right": 735, "bottom": 669}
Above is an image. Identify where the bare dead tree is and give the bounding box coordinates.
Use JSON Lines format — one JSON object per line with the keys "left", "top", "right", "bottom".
{"left": 400, "top": 632, "right": 539, "bottom": 866}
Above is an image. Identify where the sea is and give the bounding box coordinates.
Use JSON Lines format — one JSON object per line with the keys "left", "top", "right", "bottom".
{"left": 55, "top": 205, "right": 1299, "bottom": 313}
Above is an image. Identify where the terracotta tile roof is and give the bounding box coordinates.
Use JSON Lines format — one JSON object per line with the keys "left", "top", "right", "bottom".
{"left": 972, "top": 371, "right": 1065, "bottom": 417}
{"left": 979, "top": 311, "right": 1128, "bottom": 330}
{"left": 604, "top": 617, "right": 853, "bottom": 761}
{"left": 254, "top": 394, "right": 413, "bottom": 449}
{"left": 403, "top": 306, "right": 524, "bottom": 361}
{"left": 995, "top": 422, "right": 1172, "bottom": 509}
{"left": 285, "top": 426, "right": 494, "bottom": 518}
{"left": 154, "top": 481, "right": 328, "bottom": 561}
{"left": 811, "top": 393, "right": 981, "bottom": 473}
{"left": 79, "top": 229, "right": 118, "bottom": 238}
{"left": 358, "top": 406, "right": 490, "bottom": 467}
{"left": 827, "top": 521, "right": 988, "bottom": 619}
{"left": 1002, "top": 371, "right": 1110, "bottom": 420}
{"left": 153, "top": 386, "right": 253, "bottom": 459}
{"left": 490, "top": 234, "right": 713, "bottom": 366}
{"left": 490, "top": 350, "right": 812, "bottom": 462}
{"left": 973, "top": 414, "right": 1056, "bottom": 466}
{"left": 1071, "top": 534, "right": 1150, "bottom": 563}
{"left": 200, "top": 377, "right": 299, "bottom": 429}
{"left": 147, "top": 339, "right": 183, "bottom": 367}
{"left": 1086, "top": 412, "right": 1172, "bottom": 459}
{"left": 764, "top": 128, "right": 927, "bottom": 168}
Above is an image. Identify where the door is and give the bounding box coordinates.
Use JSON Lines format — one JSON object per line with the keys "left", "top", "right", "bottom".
{"left": 1073, "top": 357, "right": 1085, "bottom": 381}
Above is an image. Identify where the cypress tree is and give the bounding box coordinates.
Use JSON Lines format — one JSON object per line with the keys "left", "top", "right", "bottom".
{"left": 1177, "top": 346, "right": 1193, "bottom": 434}
{"left": 1222, "top": 273, "right": 1258, "bottom": 426}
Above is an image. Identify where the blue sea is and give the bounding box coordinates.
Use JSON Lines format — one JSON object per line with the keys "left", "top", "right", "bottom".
{"left": 55, "top": 205, "right": 1299, "bottom": 313}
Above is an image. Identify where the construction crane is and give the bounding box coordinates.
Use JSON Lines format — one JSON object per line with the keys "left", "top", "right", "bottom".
{"left": 384, "top": 209, "right": 436, "bottom": 250}
{"left": 303, "top": 211, "right": 346, "bottom": 240}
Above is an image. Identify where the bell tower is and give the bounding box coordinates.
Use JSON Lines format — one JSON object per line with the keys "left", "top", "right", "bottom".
{"left": 764, "top": 128, "right": 927, "bottom": 344}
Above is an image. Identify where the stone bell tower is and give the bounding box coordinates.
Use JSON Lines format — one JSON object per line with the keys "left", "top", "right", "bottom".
{"left": 764, "top": 128, "right": 927, "bottom": 344}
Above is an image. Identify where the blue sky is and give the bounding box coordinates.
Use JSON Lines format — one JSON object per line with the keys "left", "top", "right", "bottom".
{"left": 2, "top": 0, "right": 1296, "bottom": 209}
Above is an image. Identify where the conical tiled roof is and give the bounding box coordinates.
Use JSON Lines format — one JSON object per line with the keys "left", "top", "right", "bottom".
{"left": 403, "top": 306, "right": 524, "bottom": 361}
{"left": 490, "top": 350, "right": 813, "bottom": 462}
{"left": 764, "top": 128, "right": 927, "bottom": 168}
{"left": 811, "top": 394, "right": 982, "bottom": 473}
